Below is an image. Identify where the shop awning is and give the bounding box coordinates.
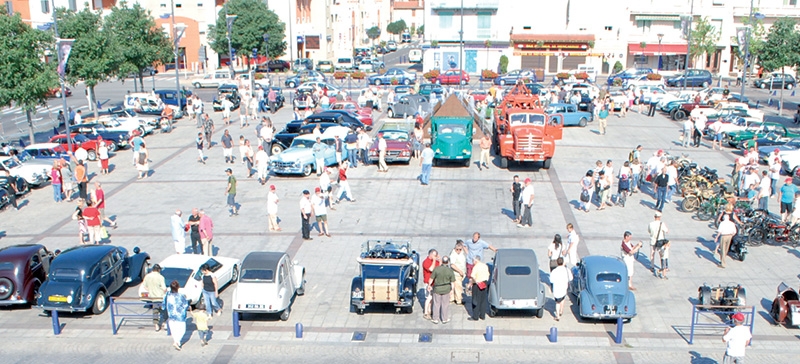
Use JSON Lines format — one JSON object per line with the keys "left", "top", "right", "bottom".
{"left": 510, "top": 33, "right": 595, "bottom": 43}
{"left": 634, "top": 15, "right": 681, "bottom": 22}
{"left": 628, "top": 43, "right": 687, "bottom": 56}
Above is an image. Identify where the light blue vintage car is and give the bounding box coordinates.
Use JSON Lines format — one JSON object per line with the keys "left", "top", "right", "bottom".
{"left": 569, "top": 255, "right": 637, "bottom": 321}
{"left": 269, "top": 126, "right": 350, "bottom": 176}
{"left": 545, "top": 103, "right": 593, "bottom": 127}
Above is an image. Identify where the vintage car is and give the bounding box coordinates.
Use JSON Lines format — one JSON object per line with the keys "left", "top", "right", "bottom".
{"left": 212, "top": 84, "right": 242, "bottom": 111}
{"left": 322, "top": 110, "right": 371, "bottom": 130}
{"left": 387, "top": 94, "right": 432, "bottom": 119}
{"left": 724, "top": 122, "right": 799, "bottom": 148}
{"left": 623, "top": 75, "right": 666, "bottom": 90}
{"left": 50, "top": 133, "right": 117, "bottom": 157}
{"left": 487, "top": 248, "right": 546, "bottom": 318}
{"left": 367, "top": 67, "right": 416, "bottom": 86}
{"left": 0, "top": 244, "right": 53, "bottom": 306}
{"left": 368, "top": 130, "right": 413, "bottom": 164}
{"left": 92, "top": 115, "right": 155, "bottom": 137}
{"left": 0, "top": 156, "right": 50, "bottom": 187}
{"left": 351, "top": 240, "right": 419, "bottom": 314}
{"left": 153, "top": 89, "right": 192, "bottom": 111}
{"left": 271, "top": 114, "right": 368, "bottom": 155}
{"left": 231, "top": 252, "right": 305, "bottom": 321}
{"left": 431, "top": 116, "right": 473, "bottom": 167}
{"left": 757, "top": 137, "right": 800, "bottom": 162}
{"left": 545, "top": 103, "right": 593, "bottom": 127}
{"left": 154, "top": 254, "right": 240, "bottom": 305}
{"left": 259, "top": 86, "right": 286, "bottom": 112}
{"left": 0, "top": 174, "right": 30, "bottom": 197}
{"left": 123, "top": 93, "right": 184, "bottom": 121}
{"left": 569, "top": 256, "right": 637, "bottom": 321}
{"left": 270, "top": 126, "right": 350, "bottom": 176}
{"left": 292, "top": 87, "right": 316, "bottom": 110}
{"left": 331, "top": 101, "right": 373, "bottom": 126}
{"left": 24, "top": 143, "right": 72, "bottom": 162}
{"left": 37, "top": 245, "right": 150, "bottom": 314}
{"left": 72, "top": 123, "right": 133, "bottom": 149}
{"left": 771, "top": 282, "right": 800, "bottom": 327}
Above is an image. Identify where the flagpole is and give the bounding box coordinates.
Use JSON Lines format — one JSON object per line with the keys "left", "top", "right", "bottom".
{"left": 51, "top": 0, "right": 72, "bottom": 153}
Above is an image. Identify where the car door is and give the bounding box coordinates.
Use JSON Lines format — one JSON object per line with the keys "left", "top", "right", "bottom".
{"left": 322, "top": 138, "right": 336, "bottom": 165}
{"left": 109, "top": 249, "right": 126, "bottom": 293}
{"left": 98, "top": 254, "right": 115, "bottom": 292}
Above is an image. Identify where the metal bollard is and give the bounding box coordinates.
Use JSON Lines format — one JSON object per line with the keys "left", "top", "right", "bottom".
{"left": 615, "top": 317, "right": 623, "bottom": 344}
{"left": 232, "top": 311, "right": 241, "bottom": 337}
{"left": 755, "top": 100, "right": 760, "bottom": 109}
{"left": 484, "top": 326, "right": 493, "bottom": 342}
{"left": 549, "top": 326, "right": 557, "bottom": 343}
{"left": 295, "top": 322, "right": 303, "bottom": 338}
{"left": 51, "top": 310, "right": 61, "bottom": 335}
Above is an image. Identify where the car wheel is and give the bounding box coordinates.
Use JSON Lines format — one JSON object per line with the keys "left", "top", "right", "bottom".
{"left": 760, "top": 83, "right": 767, "bottom": 89}
{"left": 356, "top": 308, "right": 365, "bottom": 315}
{"left": 280, "top": 308, "right": 291, "bottom": 321}
{"left": 542, "top": 158, "right": 552, "bottom": 170}
{"left": 403, "top": 79, "right": 411, "bottom": 86}
{"left": 302, "top": 164, "right": 313, "bottom": 177}
{"left": 92, "top": 290, "right": 108, "bottom": 315}
{"left": 296, "top": 275, "right": 305, "bottom": 295}
{"left": 374, "top": 79, "right": 381, "bottom": 86}
{"left": 193, "top": 82, "right": 201, "bottom": 88}
{"left": 488, "top": 305, "right": 497, "bottom": 317}
{"left": 387, "top": 108, "right": 395, "bottom": 118}
{"left": 536, "top": 308, "right": 544, "bottom": 318}
{"left": 673, "top": 110, "right": 687, "bottom": 121}
{"left": 139, "top": 261, "right": 148, "bottom": 283}
{"left": 578, "top": 117, "right": 587, "bottom": 127}
{"left": 288, "top": 81, "right": 296, "bottom": 88}
{"left": 499, "top": 80, "right": 506, "bottom": 86}
{"left": 137, "top": 126, "right": 146, "bottom": 136}
{"left": 702, "top": 81, "right": 709, "bottom": 88}
{"left": 788, "top": 83, "right": 794, "bottom": 90}
{"left": 460, "top": 79, "right": 467, "bottom": 86}
{"left": 270, "top": 144, "right": 283, "bottom": 156}
{"left": 0, "top": 277, "right": 14, "bottom": 300}
{"left": 87, "top": 149, "right": 97, "bottom": 161}
{"left": 231, "top": 265, "right": 239, "bottom": 282}
{"left": 55, "top": 91, "right": 62, "bottom": 98}
{"left": 107, "top": 143, "right": 117, "bottom": 152}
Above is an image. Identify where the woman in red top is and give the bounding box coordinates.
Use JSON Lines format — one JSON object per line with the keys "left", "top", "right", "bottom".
{"left": 51, "top": 161, "right": 63, "bottom": 202}
{"left": 334, "top": 161, "right": 355, "bottom": 203}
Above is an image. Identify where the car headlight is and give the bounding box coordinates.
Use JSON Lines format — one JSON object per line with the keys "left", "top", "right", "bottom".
{"left": 435, "top": 148, "right": 441, "bottom": 153}
{"left": 295, "top": 160, "right": 301, "bottom": 167}
{"left": 462, "top": 149, "right": 469, "bottom": 154}
{"left": 66, "top": 295, "right": 73, "bottom": 304}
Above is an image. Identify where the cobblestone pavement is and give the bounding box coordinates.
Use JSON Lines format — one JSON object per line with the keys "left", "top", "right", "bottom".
{"left": 1, "top": 100, "right": 799, "bottom": 363}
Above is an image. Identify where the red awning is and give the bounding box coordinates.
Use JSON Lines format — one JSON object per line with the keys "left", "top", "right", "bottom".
{"left": 628, "top": 43, "right": 687, "bottom": 56}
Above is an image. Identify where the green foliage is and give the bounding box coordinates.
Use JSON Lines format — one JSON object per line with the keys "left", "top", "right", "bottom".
{"left": 56, "top": 6, "right": 118, "bottom": 90}
{"left": 387, "top": 19, "right": 407, "bottom": 36}
{"left": 208, "top": 0, "right": 286, "bottom": 59}
{"left": 613, "top": 61, "right": 623, "bottom": 73}
{"left": 105, "top": 1, "right": 172, "bottom": 88}
{"left": 740, "top": 8, "right": 766, "bottom": 63}
{"left": 366, "top": 26, "right": 381, "bottom": 41}
{"left": 499, "top": 55, "right": 508, "bottom": 74}
{"left": 431, "top": 40, "right": 439, "bottom": 48}
{"left": 759, "top": 18, "right": 800, "bottom": 73}
{"left": 417, "top": 25, "right": 424, "bottom": 35}
{"left": 639, "top": 41, "right": 647, "bottom": 50}
{"left": 690, "top": 17, "right": 720, "bottom": 64}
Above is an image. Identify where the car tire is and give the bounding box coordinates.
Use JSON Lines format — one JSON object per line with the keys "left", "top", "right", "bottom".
{"left": 280, "top": 308, "right": 291, "bottom": 321}
{"left": 500, "top": 157, "right": 508, "bottom": 169}
{"left": 578, "top": 118, "right": 587, "bottom": 127}
{"left": 87, "top": 149, "right": 97, "bottom": 161}
{"left": 673, "top": 110, "right": 687, "bottom": 121}
{"left": 107, "top": 143, "right": 117, "bottom": 153}
{"left": 788, "top": 84, "right": 794, "bottom": 90}
{"left": 302, "top": 164, "right": 313, "bottom": 177}
{"left": 488, "top": 305, "right": 497, "bottom": 317}
{"left": 92, "top": 290, "right": 108, "bottom": 315}
{"left": 270, "top": 144, "right": 283, "bottom": 156}
{"left": 760, "top": 83, "right": 767, "bottom": 89}
{"left": 288, "top": 81, "right": 296, "bottom": 88}
{"left": 231, "top": 265, "right": 239, "bottom": 282}
{"left": 137, "top": 126, "right": 146, "bottom": 137}
{"left": 403, "top": 79, "right": 411, "bottom": 86}
{"left": 193, "top": 82, "right": 201, "bottom": 88}
{"left": 542, "top": 158, "right": 552, "bottom": 170}
{"left": 139, "top": 261, "right": 148, "bottom": 283}
{"left": 460, "top": 79, "right": 467, "bottom": 86}
{"left": 536, "top": 308, "right": 544, "bottom": 318}
{"left": 296, "top": 275, "right": 305, "bottom": 295}
{"left": 387, "top": 108, "right": 395, "bottom": 118}
{"left": 0, "top": 277, "right": 14, "bottom": 300}
{"left": 702, "top": 81, "right": 709, "bottom": 88}
{"left": 374, "top": 79, "right": 381, "bottom": 86}
{"left": 500, "top": 80, "right": 506, "bottom": 86}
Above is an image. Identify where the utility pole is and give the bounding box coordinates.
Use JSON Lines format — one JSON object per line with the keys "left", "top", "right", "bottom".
{"left": 51, "top": 0, "right": 73, "bottom": 152}
{"left": 171, "top": 0, "right": 184, "bottom": 106}
{"left": 459, "top": 0, "right": 464, "bottom": 87}
{"left": 740, "top": 0, "right": 754, "bottom": 99}
{"left": 683, "top": 0, "right": 694, "bottom": 90}
{"left": 225, "top": 3, "right": 237, "bottom": 78}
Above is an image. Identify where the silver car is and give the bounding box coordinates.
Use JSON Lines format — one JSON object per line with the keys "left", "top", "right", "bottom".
{"left": 487, "top": 248, "right": 546, "bottom": 318}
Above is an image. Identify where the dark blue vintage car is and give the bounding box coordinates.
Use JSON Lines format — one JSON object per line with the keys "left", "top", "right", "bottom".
{"left": 569, "top": 255, "right": 637, "bottom": 321}
{"left": 0, "top": 244, "right": 53, "bottom": 306}
{"left": 36, "top": 245, "right": 150, "bottom": 314}
{"left": 351, "top": 240, "right": 419, "bottom": 314}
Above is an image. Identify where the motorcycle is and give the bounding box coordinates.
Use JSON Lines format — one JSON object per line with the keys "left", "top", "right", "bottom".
{"left": 729, "top": 233, "right": 748, "bottom": 261}
{"left": 748, "top": 217, "right": 800, "bottom": 247}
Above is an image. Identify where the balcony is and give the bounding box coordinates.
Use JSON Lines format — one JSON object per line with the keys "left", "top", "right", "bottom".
{"left": 431, "top": 0, "right": 499, "bottom": 11}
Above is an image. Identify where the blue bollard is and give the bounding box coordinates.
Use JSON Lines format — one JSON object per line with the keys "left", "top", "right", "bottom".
{"left": 755, "top": 100, "right": 760, "bottom": 109}
{"left": 549, "top": 326, "right": 558, "bottom": 343}
{"left": 232, "top": 311, "right": 240, "bottom": 337}
{"left": 615, "top": 317, "right": 623, "bottom": 344}
{"left": 792, "top": 90, "right": 796, "bottom": 97}
{"left": 51, "top": 310, "right": 61, "bottom": 335}
{"left": 295, "top": 322, "right": 303, "bottom": 338}
{"left": 768, "top": 99, "right": 773, "bottom": 106}
{"left": 485, "top": 326, "right": 493, "bottom": 342}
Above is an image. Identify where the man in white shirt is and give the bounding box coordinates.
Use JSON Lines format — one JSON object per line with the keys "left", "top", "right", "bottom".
{"left": 299, "top": 190, "right": 313, "bottom": 240}
{"left": 647, "top": 212, "right": 668, "bottom": 271}
{"left": 722, "top": 312, "right": 752, "bottom": 363}
{"left": 517, "top": 178, "right": 534, "bottom": 228}
{"left": 357, "top": 128, "right": 372, "bottom": 166}
{"left": 221, "top": 98, "right": 234, "bottom": 125}
{"left": 311, "top": 187, "right": 330, "bottom": 237}
{"left": 758, "top": 170, "right": 771, "bottom": 211}
{"left": 715, "top": 215, "right": 737, "bottom": 268}
{"left": 254, "top": 146, "right": 269, "bottom": 185}
{"left": 742, "top": 168, "right": 760, "bottom": 198}
{"left": 665, "top": 160, "right": 678, "bottom": 201}
{"left": 267, "top": 185, "right": 281, "bottom": 231}
{"left": 74, "top": 110, "right": 83, "bottom": 124}
{"left": 170, "top": 210, "right": 185, "bottom": 254}
{"left": 420, "top": 143, "right": 434, "bottom": 185}
{"left": 377, "top": 133, "right": 388, "bottom": 172}
{"left": 448, "top": 240, "right": 468, "bottom": 305}
{"left": 550, "top": 257, "right": 570, "bottom": 321}
{"left": 693, "top": 111, "right": 706, "bottom": 147}
{"left": 565, "top": 223, "right": 580, "bottom": 267}
{"left": 683, "top": 119, "right": 693, "bottom": 147}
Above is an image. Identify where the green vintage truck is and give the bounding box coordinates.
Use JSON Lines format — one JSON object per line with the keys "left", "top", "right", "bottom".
{"left": 431, "top": 116, "right": 473, "bottom": 167}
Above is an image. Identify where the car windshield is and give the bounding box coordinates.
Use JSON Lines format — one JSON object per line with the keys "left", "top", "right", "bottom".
{"left": 74, "top": 134, "right": 90, "bottom": 142}
{"left": 505, "top": 266, "right": 532, "bottom": 275}
{"left": 438, "top": 124, "right": 467, "bottom": 135}
{"left": 361, "top": 264, "right": 401, "bottom": 279}
{"left": 160, "top": 267, "right": 195, "bottom": 286}
{"left": 102, "top": 119, "right": 122, "bottom": 127}
{"left": 597, "top": 273, "right": 622, "bottom": 283}
{"left": 764, "top": 132, "right": 781, "bottom": 141}
{"left": 382, "top": 131, "right": 409, "bottom": 141}
{"left": 509, "top": 113, "right": 545, "bottom": 126}
{"left": 51, "top": 268, "right": 82, "bottom": 281}
{"left": 332, "top": 104, "right": 356, "bottom": 111}
{"left": 240, "top": 269, "right": 274, "bottom": 282}
{"left": 15, "top": 151, "right": 34, "bottom": 163}
{"left": 1, "top": 158, "right": 21, "bottom": 169}
{"left": 290, "top": 139, "right": 317, "bottom": 149}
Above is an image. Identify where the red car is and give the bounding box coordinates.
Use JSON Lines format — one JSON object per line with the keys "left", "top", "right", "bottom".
{"left": 49, "top": 133, "right": 116, "bottom": 160}
{"left": 469, "top": 90, "right": 488, "bottom": 102}
{"left": 331, "top": 101, "right": 373, "bottom": 126}
{"left": 433, "top": 70, "right": 470, "bottom": 85}
{"left": 368, "top": 130, "right": 413, "bottom": 164}
{"left": 46, "top": 87, "right": 72, "bottom": 98}
{"left": 0, "top": 244, "right": 54, "bottom": 306}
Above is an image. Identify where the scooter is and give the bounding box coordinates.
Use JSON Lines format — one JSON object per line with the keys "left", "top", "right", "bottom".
{"left": 728, "top": 233, "right": 748, "bottom": 261}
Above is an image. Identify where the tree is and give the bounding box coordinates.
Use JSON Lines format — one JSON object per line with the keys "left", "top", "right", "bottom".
{"left": 418, "top": 25, "right": 424, "bottom": 36}
{"left": 366, "top": 26, "right": 381, "bottom": 45}
{"left": 208, "top": 0, "right": 286, "bottom": 68}
{"left": 0, "top": 13, "right": 59, "bottom": 145}
{"left": 104, "top": 1, "right": 172, "bottom": 91}
{"left": 739, "top": 9, "right": 766, "bottom": 69}
{"left": 689, "top": 17, "right": 720, "bottom": 69}
{"left": 758, "top": 18, "right": 800, "bottom": 116}
{"left": 56, "top": 6, "right": 119, "bottom": 118}
{"left": 386, "top": 19, "right": 407, "bottom": 40}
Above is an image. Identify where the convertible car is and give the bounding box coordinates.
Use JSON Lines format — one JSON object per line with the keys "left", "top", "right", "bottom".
{"left": 231, "top": 251, "right": 305, "bottom": 321}
{"left": 487, "top": 248, "right": 546, "bottom": 318}
{"left": 156, "top": 254, "right": 240, "bottom": 305}
{"left": 351, "top": 240, "right": 419, "bottom": 314}
{"left": 0, "top": 244, "right": 53, "bottom": 306}
{"left": 569, "top": 255, "right": 637, "bottom": 321}
{"left": 37, "top": 245, "right": 150, "bottom": 314}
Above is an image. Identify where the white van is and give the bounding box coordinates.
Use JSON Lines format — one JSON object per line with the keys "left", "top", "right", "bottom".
{"left": 335, "top": 57, "right": 354, "bottom": 71}
{"left": 408, "top": 49, "right": 422, "bottom": 63}
{"left": 574, "top": 64, "right": 598, "bottom": 83}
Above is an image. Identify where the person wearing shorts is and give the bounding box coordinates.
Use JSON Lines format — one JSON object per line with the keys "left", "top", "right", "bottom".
{"left": 311, "top": 187, "right": 330, "bottom": 237}
{"left": 778, "top": 177, "right": 797, "bottom": 222}
{"left": 550, "top": 257, "right": 570, "bottom": 321}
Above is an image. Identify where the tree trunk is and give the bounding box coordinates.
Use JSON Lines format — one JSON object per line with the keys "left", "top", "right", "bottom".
{"left": 138, "top": 70, "right": 145, "bottom": 91}
{"left": 91, "top": 86, "right": 99, "bottom": 119}
{"left": 779, "top": 72, "right": 785, "bottom": 116}
{"left": 25, "top": 109, "right": 35, "bottom": 146}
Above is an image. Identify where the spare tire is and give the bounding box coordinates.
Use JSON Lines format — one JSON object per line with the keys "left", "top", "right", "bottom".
{"left": 0, "top": 277, "right": 14, "bottom": 300}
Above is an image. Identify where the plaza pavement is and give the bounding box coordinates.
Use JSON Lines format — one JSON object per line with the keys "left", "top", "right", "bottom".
{"left": 1, "top": 98, "right": 799, "bottom": 363}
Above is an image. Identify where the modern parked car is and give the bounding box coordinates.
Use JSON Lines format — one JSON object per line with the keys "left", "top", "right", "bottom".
{"left": 368, "top": 67, "right": 416, "bottom": 86}
{"left": 606, "top": 67, "right": 653, "bottom": 86}
{"left": 665, "top": 69, "right": 713, "bottom": 88}
{"left": 386, "top": 41, "right": 398, "bottom": 52}
{"left": 432, "top": 69, "right": 470, "bottom": 85}
{"left": 569, "top": 256, "right": 637, "bottom": 321}
{"left": 37, "top": 245, "right": 150, "bottom": 314}
{"left": 284, "top": 70, "right": 326, "bottom": 88}
{"left": 231, "top": 251, "right": 305, "bottom": 321}
{"left": 418, "top": 83, "right": 445, "bottom": 97}
{"left": 317, "top": 60, "right": 334, "bottom": 73}
{"left": 335, "top": 57, "right": 354, "bottom": 71}
{"left": 46, "top": 87, "right": 72, "bottom": 98}
{"left": 154, "top": 254, "right": 240, "bottom": 305}
{"left": 256, "top": 60, "right": 291, "bottom": 73}
{"left": 487, "top": 249, "right": 546, "bottom": 318}
{"left": 401, "top": 33, "right": 411, "bottom": 43}
{"left": 753, "top": 73, "right": 796, "bottom": 90}
{"left": 545, "top": 103, "right": 593, "bottom": 127}
{"left": 357, "top": 59, "right": 375, "bottom": 72}
{"left": 0, "top": 244, "right": 54, "bottom": 306}
{"left": 293, "top": 58, "right": 314, "bottom": 71}
{"left": 494, "top": 69, "right": 538, "bottom": 86}
{"left": 190, "top": 71, "right": 232, "bottom": 88}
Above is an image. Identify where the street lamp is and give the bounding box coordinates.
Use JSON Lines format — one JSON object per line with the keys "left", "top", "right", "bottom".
{"left": 50, "top": 0, "right": 73, "bottom": 152}
{"left": 171, "top": 0, "right": 185, "bottom": 108}
{"left": 740, "top": 0, "right": 760, "bottom": 100}
{"left": 682, "top": 0, "right": 694, "bottom": 90}
{"left": 458, "top": 0, "right": 464, "bottom": 88}
{"left": 225, "top": 10, "right": 238, "bottom": 78}
{"left": 657, "top": 33, "right": 664, "bottom": 73}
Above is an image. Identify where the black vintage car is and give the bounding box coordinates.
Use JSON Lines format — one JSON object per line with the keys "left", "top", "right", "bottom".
{"left": 259, "top": 87, "right": 286, "bottom": 112}
{"left": 213, "top": 84, "right": 241, "bottom": 111}
{"left": 0, "top": 244, "right": 54, "bottom": 306}
{"left": 351, "top": 241, "right": 419, "bottom": 315}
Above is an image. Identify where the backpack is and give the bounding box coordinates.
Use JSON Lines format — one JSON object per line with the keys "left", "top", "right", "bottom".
{"left": 628, "top": 150, "right": 635, "bottom": 163}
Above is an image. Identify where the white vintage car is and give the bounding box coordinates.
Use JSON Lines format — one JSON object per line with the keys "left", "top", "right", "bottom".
{"left": 94, "top": 115, "right": 155, "bottom": 137}
{"left": 0, "top": 156, "right": 50, "bottom": 187}
{"left": 156, "top": 254, "right": 240, "bottom": 305}
{"left": 231, "top": 251, "right": 305, "bottom": 321}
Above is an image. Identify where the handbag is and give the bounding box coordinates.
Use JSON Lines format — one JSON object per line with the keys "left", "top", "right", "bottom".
{"left": 100, "top": 226, "right": 110, "bottom": 240}
{"left": 549, "top": 259, "right": 558, "bottom": 271}
{"left": 654, "top": 223, "right": 668, "bottom": 249}
{"left": 580, "top": 190, "right": 590, "bottom": 202}
{"left": 476, "top": 281, "right": 487, "bottom": 290}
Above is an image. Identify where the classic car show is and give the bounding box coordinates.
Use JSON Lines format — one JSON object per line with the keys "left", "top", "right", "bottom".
{"left": 6, "top": 0, "right": 800, "bottom": 362}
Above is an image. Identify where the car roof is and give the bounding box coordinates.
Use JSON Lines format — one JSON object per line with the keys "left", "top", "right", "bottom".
{"left": 25, "top": 143, "right": 61, "bottom": 149}
{"left": 241, "top": 251, "right": 285, "bottom": 271}
{"left": 53, "top": 245, "right": 120, "bottom": 269}
{"left": 0, "top": 244, "right": 45, "bottom": 261}
{"left": 295, "top": 126, "right": 350, "bottom": 141}
{"left": 582, "top": 255, "right": 626, "bottom": 276}
{"left": 159, "top": 253, "right": 218, "bottom": 269}
{"left": 494, "top": 248, "right": 539, "bottom": 269}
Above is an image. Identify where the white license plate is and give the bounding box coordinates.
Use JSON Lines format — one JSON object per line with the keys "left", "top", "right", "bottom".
{"left": 245, "top": 304, "right": 265, "bottom": 309}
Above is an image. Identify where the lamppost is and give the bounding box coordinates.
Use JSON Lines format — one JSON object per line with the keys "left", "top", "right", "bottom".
{"left": 50, "top": 0, "right": 73, "bottom": 152}
{"left": 458, "top": 0, "right": 464, "bottom": 88}
{"left": 287, "top": 0, "right": 294, "bottom": 64}
{"left": 171, "top": 0, "right": 185, "bottom": 104}
{"left": 657, "top": 33, "right": 664, "bottom": 73}
{"left": 262, "top": 33, "right": 270, "bottom": 83}
{"left": 682, "top": 0, "right": 694, "bottom": 90}
{"left": 225, "top": 9, "right": 238, "bottom": 78}
{"left": 740, "top": 0, "right": 755, "bottom": 99}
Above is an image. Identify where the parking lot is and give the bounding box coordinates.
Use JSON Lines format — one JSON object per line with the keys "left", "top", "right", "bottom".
{"left": 2, "top": 80, "right": 800, "bottom": 363}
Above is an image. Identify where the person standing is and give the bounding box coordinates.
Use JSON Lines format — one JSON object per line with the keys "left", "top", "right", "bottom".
{"left": 193, "top": 96, "right": 204, "bottom": 128}
{"left": 419, "top": 143, "right": 434, "bottom": 186}
{"left": 60, "top": 160, "right": 74, "bottom": 202}
{"left": 333, "top": 134, "right": 344, "bottom": 166}
{"left": 203, "top": 113, "right": 215, "bottom": 149}
{"left": 777, "top": 177, "right": 797, "bottom": 222}
{"left": 647, "top": 212, "right": 668, "bottom": 271}
{"left": 377, "top": 133, "right": 388, "bottom": 172}
{"left": 510, "top": 175, "right": 522, "bottom": 222}
{"left": 242, "top": 140, "right": 254, "bottom": 178}
{"left": 579, "top": 170, "right": 593, "bottom": 212}
{"left": 92, "top": 182, "right": 116, "bottom": 228}
{"left": 448, "top": 240, "right": 467, "bottom": 305}
{"left": 200, "top": 264, "right": 222, "bottom": 316}
{"left": 196, "top": 132, "right": 206, "bottom": 164}
{"left": 620, "top": 231, "right": 643, "bottom": 290}
{"left": 421, "top": 249, "right": 440, "bottom": 320}
{"left": 97, "top": 138, "right": 110, "bottom": 175}
{"left": 267, "top": 185, "right": 281, "bottom": 231}
{"left": 722, "top": 312, "right": 752, "bottom": 363}
{"left": 665, "top": 160, "right": 679, "bottom": 202}
{"left": 170, "top": 210, "right": 186, "bottom": 254}
{"left": 465, "top": 232, "right": 497, "bottom": 277}
{"left": 428, "top": 256, "right": 455, "bottom": 324}
{"left": 550, "top": 257, "right": 570, "bottom": 321}
{"left": 163, "top": 280, "right": 189, "bottom": 351}
{"left": 715, "top": 215, "right": 737, "bottom": 268}
{"left": 190, "top": 305, "right": 211, "bottom": 347}
{"left": 221, "top": 97, "right": 233, "bottom": 125}
{"left": 224, "top": 168, "right": 238, "bottom": 216}
{"left": 188, "top": 208, "right": 202, "bottom": 254}
{"left": 693, "top": 111, "right": 706, "bottom": 147}
{"left": 259, "top": 119, "right": 274, "bottom": 153}
{"left": 757, "top": 170, "right": 770, "bottom": 212}
{"left": 478, "top": 134, "right": 491, "bottom": 170}
{"left": 358, "top": 128, "right": 372, "bottom": 166}
{"left": 312, "top": 137, "right": 326, "bottom": 176}
{"left": 597, "top": 102, "right": 609, "bottom": 135}
{"left": 136, "top": 143, "right": 150, "bottom": 179}
{"left": 345, "top": 129, "right": 359, "bottom": 168}
{"left": 300, "top": 190, "right": 313, "bottom": 240}
{"left": 518, "top": 178, "right": 534, "bottom": 227}
{"left": 130, "top": 133, "right": 144, "bottom": 166}
{"left": 141, "top": 264, "right": 167, "bottom": 331}
{"left": 565, "top": 223, "right": 580, "bottom": 267}
{"left": 51, "top": 161, "right": 63, "bottom": 203}
{"left": 83, "top": 200, "right": 102, "bottom": 244}
{"left": 653, "top": 167, "right": 669, "bottom": 212}
{"left": 468, "top": 255, "right": 490, "bottom": 321}
{"left": 311, "top": 187, "right": 330, "bottom": 237}
{"left": 267, "top": 88, "right": 277, "bottom": 114}
{"left": 254, "top": 146, "right": 269, "bottom": 185}
{"left": 75, "top": 160, "right": 88, "bottom": 201}
{"left": 683, "top": 118, "right": 693, "bottom": 148}
{"left": 547, "top": 234, "right": 565, "bottom": 271}
{"left": 199, "top": 209, "right": 214, "bottom": 256}
{"left": 220, "top": 130, "right": 234, "bottom": 164}
{"left": 334, "top": 161, "right": 355, "bottom": 203}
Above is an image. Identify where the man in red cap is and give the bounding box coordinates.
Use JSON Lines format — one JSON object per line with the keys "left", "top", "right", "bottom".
{"left": 722, "top": 312, "right": 751, "bottom": 363}
{"left": 777, "top": 177, "right": 798, "bottom": 222}
{"left": 267, "top": 185, "right": 281, "bottom": 231}
{"left": 517, "top": 177, "right": 534, "bottom": 228}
